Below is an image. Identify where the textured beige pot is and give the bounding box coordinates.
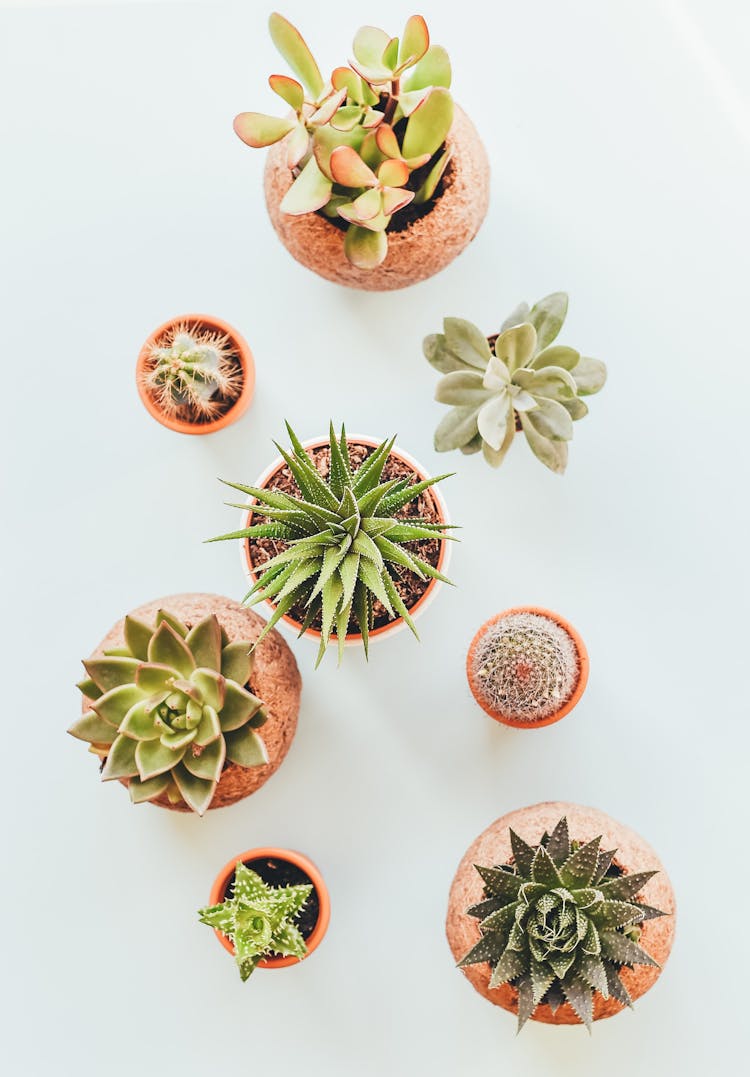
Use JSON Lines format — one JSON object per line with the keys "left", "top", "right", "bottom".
{"left": 82, "top": 593, "right": 301, "bottom": 811}
{"left": 446, "top": 802, "right": 676, "bottom": 1025}
{"left": 264, "top": 105, "right": 490, "bottom": 291}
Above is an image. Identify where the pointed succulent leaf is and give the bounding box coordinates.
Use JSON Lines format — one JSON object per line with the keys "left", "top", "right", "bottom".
{"left": 135, "top": 738, "right": 185, "bottom": 781}
{"left": 591, "top": 900, "right": 645, "bottom": 930}
{"left": 560, "top": 837, "right": 602, "bottom": 889}
{"left": 92, "top": 684, "right": 145, "bottom": 726}
{"left": 456, "top": 933, "right": 499, "bottom": 967}
{"left": 128, "top": 772, "right": 170, "bottom": 804}
{"left": 154, "top": 610, "right": 188, "bottom": 637}
{"left": 68, "top": 711, "right": 118, "bottom": 745}
{"left": 489, "top": 948, "right": 526, "bottom": 989}
{"left": 545, "top": 817, "right": 571, "bottom": 866}
{"left": 84, "top": 657, "right": 140, "bottom": 694}
{"left": 219, "top": 642, "right": 252, "bottom": 688}
{"left": 225, "top": 726, "right": 269, "bottom": 768}
{"left": 605, "top": 962, "right": 633, "bottom": 1007}
{"left": 268, "top": 12, "right": 324, "bottom": 98}
{"left": 123, "top": 615, "right": 153, "bottom": 660}
{"left": 119, "top": 699, "right": 162, "bottom": 741}
{"left": 280, "top": 156, "right": 333, "bottom": 215}
{"left": 182, "top": 737, "right": 226, "bottom": 782}
{"left": 577, "top": 951, "right": 609, "bottom": 997}
{"left": 531, "top": 846, "right": 563, "bottom": 888}
{"left": 185, "top": 616, "right": 222, "bottom": 672}
{"left": 172, "top": 763, "right": 215, "bottom": 816}
{"left": 101, "top": 734, "right": 139, "bottom": 780}
{"left": 516, "top": 975, "right": 536, "bottom": 1031}
{"left": 148, "top": 622, "right": 195, "bottom": 677}
{"left": 219, "top": 681, "right": 265, "bottom": 731}
{"left": 509, "top": 830, "right": 535, "bottom": 876}
{"left": 599, "top": 870, "right": 658, "bottom": 902}
{"left": 599, "top": 929, "right": 659, "bottom": 967}
{"left": 561, "top": 975, "right": 594, "bottom": 1030}
{"left": 190, "top": 668, "right": 226, "bottom": 711}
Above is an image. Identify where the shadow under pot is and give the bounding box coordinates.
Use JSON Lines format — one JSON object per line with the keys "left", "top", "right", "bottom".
{"left": 204, "top": 848, "right": 330, "bottom": 977}
{"left": 136, "top": 314, "right": 255, "bottom": 435}
{"left": 70, "top": 593, "right": 301, "bottom": 815}
{"left": 446, "top": 801, "right": 676, "bottom": 1030}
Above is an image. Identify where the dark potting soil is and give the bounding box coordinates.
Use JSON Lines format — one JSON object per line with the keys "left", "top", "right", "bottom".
{"left": 223, "top": 856, "right": 321, "bottom": 945}
{"left": 247, "top": 441, "right": 444, "bottom": 632}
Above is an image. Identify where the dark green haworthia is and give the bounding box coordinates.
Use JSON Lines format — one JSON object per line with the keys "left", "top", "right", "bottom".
{"left": 70, "top": 611, "right": 268, "bottom": 815}
{"left": 459, "top": 817, "right": 664, "bottom": 1031}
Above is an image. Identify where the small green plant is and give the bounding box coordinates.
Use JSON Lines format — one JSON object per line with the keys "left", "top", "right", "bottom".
{"left": 459, "top": 816, "right": 665, "bottom": 1031}
{"left": 69, "top": 610, "right": 268, "bottom": 815}
{"left": 142, "top": 324, "right": 242, "bottom": 420}
{"left": 198, "top": 862, "right": 312, "bottom": 980}
{"left": 209, "top": 421, "right": 454, "bottom": 665}
{"left": 234, "top": 13, "right": 455, "bottom": 269}
{"left": 424, "top": 293, "right": 606, "bottom": 473}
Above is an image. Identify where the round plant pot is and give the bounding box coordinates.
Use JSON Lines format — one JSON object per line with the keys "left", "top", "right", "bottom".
{"left": 209, "top": 847, "right": 330, "bottom": 969}
{"left": 136, "top": 314, "right": 255, "bottom": 435}
{"left": 466, "top": 607, "right": 589, "bottom": 729}
{"left": 239, "top": 434, "right": 452, "bottom": 649}
{"left": 446, "top": 802, "right": 676, "bottom": 1025}
{"left": 264, "top": 105, "right": 489, "bottom": 291}
{"left": 81, "top": 593, "right": 301, "bottom": 811}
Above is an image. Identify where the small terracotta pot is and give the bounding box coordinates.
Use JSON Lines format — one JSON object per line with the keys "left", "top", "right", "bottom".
{"left": 81, "top": 593, "right": 301, "bottom": 811}
{"left": 466, "top": 607, "right": 589, "bottom": 729}
{"left": 209, "top": 847, "right": 330, "bottom": 969}
{"left": 136, "top": 314, "right": 255, "bottom": 435}
{"left": 264, "top": 105, "right": 489, "bottom": 291}
{"left": 446, "top": 801, "right": 676, "bottom": 1025}
{"left": 239, "top": 435, "right": 452, "bottom": 648}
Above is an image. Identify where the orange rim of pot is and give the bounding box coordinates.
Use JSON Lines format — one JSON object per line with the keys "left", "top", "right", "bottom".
{"left": 208, "top": 847, "right": 330, "bottom": 969}
{"left": 242, "top": 436, "right": 450, "bottom": 642}
{"left": 136, "top": 313, "right": 255, "bottom": 435}
{"left": 466, "top": 606, "right": 589, "bottom": 729}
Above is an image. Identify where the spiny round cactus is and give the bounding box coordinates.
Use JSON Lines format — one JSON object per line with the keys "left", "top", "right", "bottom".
{"left": 459, "top": 817, "right": 666, "bottom": 1031}
{"left": 469, "top": 611, "right": 581, "bottom": 724}
{"left": 70, "top": 609, "right": 268, "bottom": 815}
{"left": 142, "top": 323, "right": 242, "bottom": 421}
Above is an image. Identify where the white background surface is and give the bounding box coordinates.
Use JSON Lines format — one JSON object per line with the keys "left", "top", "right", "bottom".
{"left": 2, "top": 1, "right": 749, "bottom": 1073}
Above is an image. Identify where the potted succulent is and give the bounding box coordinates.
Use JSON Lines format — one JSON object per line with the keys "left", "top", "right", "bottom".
{"left": 466, "top": 607, "right": 589, "bottom": 728}
{"left": 199, "top": 847, "right": 330, "bottom": 980}
{"left": 69, "top": 593, "right": 301, "bottom": 815}
{"left": 209, "top": 421, "right": 455, "bottom": 665}
{"left": 136, "top": 314, "right": 255, "bottom": 435}
{"left": 424, "top": 292, "right": 607, "bottom": 473}
{"left": 446, "top": 802, "right": 675, "bottom": 1031}
{"left": 235, "top": 12, "right": 489, "bottom": 290}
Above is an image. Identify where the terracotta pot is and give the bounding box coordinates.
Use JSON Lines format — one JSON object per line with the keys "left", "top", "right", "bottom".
{"left": 136, "top": 314, "right": 255, "bottom": 435}
{"left": 81, "top": 593, "right": 301, "bottom": 811}
{"left": 239, "top": 435, "right": 452, "bottom": 648}
{"left": 209, "top": 847, "right": 330, "bottom": 969}
{"left": 446, "top": 802, "right": 676, "bottom": 1025}
{"left": 264, "top": 105, "right": 489, "bottom": 291}
{"left": 466, "top": 607, "right": 589, "bottom": 729}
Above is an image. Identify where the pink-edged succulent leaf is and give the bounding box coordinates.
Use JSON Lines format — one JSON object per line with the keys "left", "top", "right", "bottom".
{"left": 402, "top": 86, "right": 453, "bottom": 159}
{"left": 194, "top": 704, "right": 222, "bottom": 746}
{"left": 351, "top": 186, "right": 383, "bottom": 221}
{"left": 135, "top": 737, "right": 185, "bottom": 781}
{"left": 330, "top": 105, "right": 364, "bottom": 132}
{"left": 119, "top": 699, "right": 162, "bottom": 741}
{"left": 309, "top": 87, "right": 347, "bottom": 126}
{"left": 233, "top": 111, "right": 296, "bottom": 148}
{"left": 397, "top": 87, "right": 430, "bottom": 117}
{"left": 128, "top": 773, "right": 170, "bottom": 804}
{"left": 414, "top": 148, "right": 451, "bottom": 204}
{"left": 284, "top": 121, "right": 309, "bottom": 168}
{"left": 378, "top": 158, "right": 409, "bottom": 188}
{"left": 219, "top": 641, "right": 253, "bottom": 686}
{"left": 344, "top": 224, "right": 388, "bottom": 268}
{"left": 402, "top": 44, "right": 452, "bottom": 91}
{"left": 396, "top": 14, "right": 429, "bottom": 71}
{"left": 172, "top": 762, "right": 216, "bottom": 816}
{"left": 331, "top": 66, "right": 379, "bottom": 106}
{"left": 268, "top": 12, "right": 324, "bottom": 99}
{"left": 337, "top": 203, "right": 389, "bottom": 231}
{"left": 190, "top": 668, "right": 226, "bottom": 711}
{"left": 224, "top": 726, "right": 269, "bottom": 768}
{"left": 268, "top": 73, "right": 304, "bottom": 112}
{"left": 351, "top": 25, "right": 393, "bottom": 82}
{"left": 381, "top": 186, "right": 414, "bottom": 216}
{"left": 148, "top": 622, "right": 195, "bottom": 678}
{"left": 313, "top": 124, "right": 366, "bottom": 179}
{"left": 329, "top": 145, "right": 378, "bottom": 188}
{"left": 101, "top": 733, "right": 139, "bottom": 780}
{"left": 83, "top": 656, "right": 140, "bottom": 694}
{"left": 185, "top": 615, "right": 222, "bottom": 672}
{"left": 68, "top": 711, "right": 118, "bottom": 745}
{"left": 280, "top": 156, "right": 332, "bottom": 214}
{"left": 361, "top": 108, "right": 384, "bottom": 129}
{"left": 182, "top": 736, "right": 226, "bottom": 783}
{"left": 375, "top": 123, "right": 401, "bottom": 159}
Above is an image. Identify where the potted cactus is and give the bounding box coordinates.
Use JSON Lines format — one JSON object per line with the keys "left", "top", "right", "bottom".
{"left": 136, "top": 314, "right": 255, "bottom": 434}
{"left": 235, "top": 12, "right": 489, "bottom": 290}
{"left": 69, "top": 593, "right": 301, "bottom": 815}
{"left": 446, "top": 802, "right": 675, "bottom": 1030}
{"left": 200, "top": 847, "right": 330, "bottom": 979}
{"left": 209, "top": 422, "right": 455, "bottom": 666}
{"left": 424, "top": 293, "right": 607, "bottom": 473}
{"left": 467, "top": 607, "right": 589, "bottom": 729}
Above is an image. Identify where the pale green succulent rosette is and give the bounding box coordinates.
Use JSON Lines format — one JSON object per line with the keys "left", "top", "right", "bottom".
{"left": 425, "top": 293, "right": 607, "bottom": 473}
{"left": 70, "top": 611, "right": 268, "bottom": 815}
{"left": 198, "top": 862, "right": 312, "bottom": 981}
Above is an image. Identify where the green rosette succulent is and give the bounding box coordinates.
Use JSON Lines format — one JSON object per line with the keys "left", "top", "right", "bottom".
{"left": 459, "top": 817, "right": 665, "bottom": 1030}
{"left": 70, "top": 610, "right": 268, "bottom": 815}
{"left": 234, "top": 13, "right": 455, "bottom": 269}
{"left": 198, "top": 862, "right": 312, "bottom": 981}
{"left": 425, "top": 293, "right": 607, "bottom": 473}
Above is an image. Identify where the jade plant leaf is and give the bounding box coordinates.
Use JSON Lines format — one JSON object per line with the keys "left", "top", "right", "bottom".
{"left": 268, "top": 12, "right": 324, "bottom": 99}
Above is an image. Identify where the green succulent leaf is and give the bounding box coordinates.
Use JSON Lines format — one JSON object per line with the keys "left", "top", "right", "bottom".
{"left": 403, "top": 45, "right": 452, "bottom": 91}
{"left": 268, "top": 12, "right": 324, "bottom": 98}
{"left": 182, "top": 737, "right": 226, "bottom": 783}
{"left": 172, "top": 763, "right": 215, "bottom": 816}
{"left": 572, "top": 356, "right": 608, "bottom": 395}
{"left": 402, "top": 86, "right": 453, "bottom": 159}
{"left": 128, "top": 772, "right": 170, "bottom": 804}
{"left": 186, "top": 616, "right": 223, "bottom": 673}
{"left": 281, "top": 156, "right": 333, "bottom": 215}
{"left": 233, "top": 111, "right": 296, "bottom": 148}
{"left": 344, "top": 224, "right": 388, "bottom": 269}
{"left": 148, "top": 623, "right": 195, "bottom": 678}
{"left": 225, "top": 726, "right": 269, "bottom": 768}
{"left": 526, "top": 292, "right": 569, "bottom": 350}
{"left": 101, "top": 734, "right": 139, "bottom": 780}
{"left": 84, "top": 657, "right": 141, "bottom": 694}
{"left": 68, "top": 711, "right": 118, "bottom": 745}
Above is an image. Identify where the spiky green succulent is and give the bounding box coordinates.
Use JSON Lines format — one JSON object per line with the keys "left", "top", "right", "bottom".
{"left": 425, "top": 293, "right": 607, "bottom": 473}
{"left": 459, "top": 817, "right": 664, "bottom": 1031}
{"left": 198, "top": 862, "right": 312, "bottom": 981}
{"left": 141, "top": 323, "right": 242, "bottom": 421}
{"left": 209, "top": 422, "right": 454, "bottom": 666}
{"left": 234, "top": 13, "right": 454, "bottom": 269}
{"left": 70, "top": 610, "right": 268, "bottom": 815}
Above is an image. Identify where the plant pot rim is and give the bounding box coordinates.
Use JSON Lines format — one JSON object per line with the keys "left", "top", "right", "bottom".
{"left": 208, "top": 847, "right": 330, "bottom": 969}
{"left": 466, "top": 606, "right": 589, "bottom": 729}
{"left": 136, "top": 313, "right": 255, "bottom": 436}
{"left": 239, "top": 433, "right": 452, "bottom": 646}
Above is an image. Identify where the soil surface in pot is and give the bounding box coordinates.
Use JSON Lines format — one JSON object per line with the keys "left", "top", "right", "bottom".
{"left": 223, "top": 856, "right": 321, "bottom": 948}
{"left": 248, "top": 441, "right": 443, "bottom": 632}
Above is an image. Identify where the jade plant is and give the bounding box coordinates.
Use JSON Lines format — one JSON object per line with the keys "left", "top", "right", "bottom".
{"left": 424, "top": 293, "right": 607, "bottom": 473}
{"left": 235, "top": 12, "right": 455, "bottom": 268}
{"left": 209, "top": 421, "right": 454, "bottom": 665}
{"left": 141, "top": 324, "right": 241, "bottom": 421}
{"left": 459, "top": 817, "right": 665, "bottom": 1030}
{"left": 69, "top": 611, "right": 268, "bottom": 815}
{"left": 198, "top": 862, "right": 312, "bottom": 980}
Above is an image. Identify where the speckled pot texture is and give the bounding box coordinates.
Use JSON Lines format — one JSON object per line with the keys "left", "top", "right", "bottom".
{"left": 81, "top": 593, "right": 301, "bottom": 811}
{"left": 446, "top": 801, "right": 676, "bottom": 1025}
{"left": 264, "top": 105, "right": 489, "bottom": 291}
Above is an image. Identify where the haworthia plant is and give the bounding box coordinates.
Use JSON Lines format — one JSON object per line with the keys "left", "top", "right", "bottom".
{"left": 208, "top": 421, "right": 455, "bottom": 666}
{"left": 198, "top": 862, "right": 312, "bottom": 981}
{"left": 234, "top": 13, "right": 455, "bottom": 269}
{"left": 70, "top": 611, "right": 268, "bottom": 815}
{"left": 459, "top": 817, "right": 665, "bottom": 1031}
{"left": 424, "top": 293, "right": 607, "bottom": 473}
{"left": 141, "top": 323, "right": 242, "bottom": 420}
